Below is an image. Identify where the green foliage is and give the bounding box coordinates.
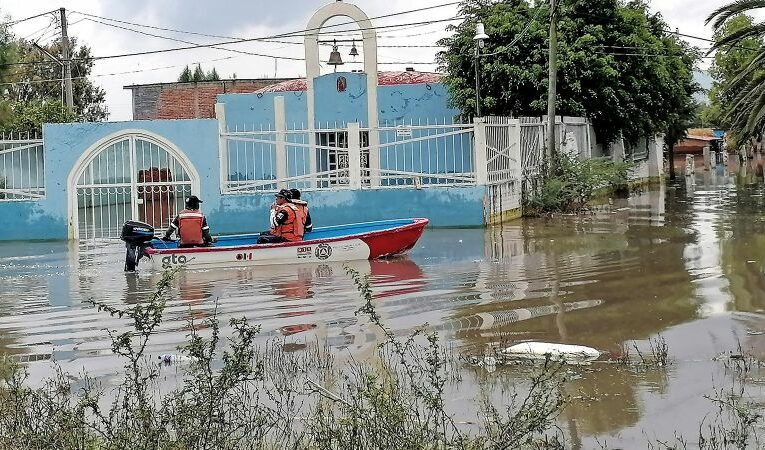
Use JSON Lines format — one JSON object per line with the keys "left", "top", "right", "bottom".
{"left": 6, "top": 37, "right": 107, "bottom": 123}
{"left": 706, "top": 7, "right": 765, "bottom": 145}
{"left": 0, "top": 14, "right": 107, "bottom": 133}
{"left": 180, "top": 64, "right": 221, "bottom": 82}
{"left": 178, "top": 65, "right": 192, "bottom": 82}
{"left": 438, "top": 0, "right": 699, "bottom": 145}
{"left": 0, "top": 267, "right": 570, "bottom": 449}
{"left": 525, "top": 152, "right": 633, "bottom": 214}
{"left": 1, "top": 101, "right": 76, "bottom": 135}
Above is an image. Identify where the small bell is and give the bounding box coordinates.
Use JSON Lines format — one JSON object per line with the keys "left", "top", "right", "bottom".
{"left": 327, "top": 39, "right": 344, "bottom": 71}
{"left": 349, "top": 40, "right": 359, "bottom": 58}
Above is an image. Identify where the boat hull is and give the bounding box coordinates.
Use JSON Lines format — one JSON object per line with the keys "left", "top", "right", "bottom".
{"left": 145, "top": 218, "right": 428, "bottom": 270}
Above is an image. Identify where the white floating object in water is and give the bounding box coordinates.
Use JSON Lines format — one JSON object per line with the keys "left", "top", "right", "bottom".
{"left": 503, "top": 342, "right": 600, "bottom": 363}
{"left": 483, "top": 356, "right": 497, "bottom": 366}
{"left": 159, "top": 354, "right": 193, "bottom": 365}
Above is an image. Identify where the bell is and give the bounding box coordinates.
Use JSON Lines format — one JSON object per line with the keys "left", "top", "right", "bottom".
{"left": 349, "top": 40, "right": 359, "bottom": 58}
{"left": 327, "top": 40, "right": 344, "bottom": 69}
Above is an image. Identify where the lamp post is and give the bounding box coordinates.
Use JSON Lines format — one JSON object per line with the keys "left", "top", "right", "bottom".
{"left": 473, "top": 22, "right": 489, "bottom": 118}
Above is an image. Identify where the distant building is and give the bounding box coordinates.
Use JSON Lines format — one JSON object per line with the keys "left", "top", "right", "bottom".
{"left": 673, "top": 128, "right": 723, "bottom": 156}
{"left": 124, "top": 78, "right": 296, "bottom": 120}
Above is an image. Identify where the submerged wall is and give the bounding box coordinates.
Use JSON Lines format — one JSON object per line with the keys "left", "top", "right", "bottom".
{"left": 0, "top": 116, "right": 486, "bottom": 241}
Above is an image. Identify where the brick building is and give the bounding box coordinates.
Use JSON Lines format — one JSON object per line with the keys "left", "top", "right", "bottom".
{"left": 124, "top": 78, "right": 296, "bottom": 120}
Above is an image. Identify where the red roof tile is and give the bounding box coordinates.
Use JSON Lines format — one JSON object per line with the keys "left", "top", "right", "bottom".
{"left": 255, "top": 71, "right": 444, "bottom": 93}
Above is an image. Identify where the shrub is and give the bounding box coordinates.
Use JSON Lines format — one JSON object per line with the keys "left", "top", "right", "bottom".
{"left": 524, "top": 153, "right": 633, "bottom": 215}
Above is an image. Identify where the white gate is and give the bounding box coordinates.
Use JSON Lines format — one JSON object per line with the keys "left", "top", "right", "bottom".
{"left": 70, "top": 132, "right": 199, "bottom": 242}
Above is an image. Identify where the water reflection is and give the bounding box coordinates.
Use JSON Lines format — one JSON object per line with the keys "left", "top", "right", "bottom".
{"left": 4, "top": 174, "right": 765, "bottom": 446}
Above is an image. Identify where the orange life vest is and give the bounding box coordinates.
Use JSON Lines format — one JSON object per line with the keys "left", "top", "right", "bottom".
{"left": 294, "top": 203, "right": 308, "bottom": 232}
{"left": 178, "top": 208, "right": 205, "bottom": 245}
{"left": 271, "top": 203, "right": 304, "bottom": 241}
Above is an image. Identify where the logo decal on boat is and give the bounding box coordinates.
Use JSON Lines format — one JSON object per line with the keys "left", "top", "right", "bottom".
{"left": 297, "top": 246, "right": 312, "bottom": 259}
{"left": 161, "top": 254, "right": 188, "bottom": 268}
{"left": 315, "top": 243, "right": 332, "bottom": 260}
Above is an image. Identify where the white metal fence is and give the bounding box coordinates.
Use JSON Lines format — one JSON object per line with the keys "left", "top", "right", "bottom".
{"left": 0, "top": 134, "right": 45, "bottom": 201}
{"left": 220, "top": 119, "right": 476, "bottom": 193}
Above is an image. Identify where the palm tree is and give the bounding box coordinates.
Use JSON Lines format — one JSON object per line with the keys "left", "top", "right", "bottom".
{"left": 707, "top": 1, "right": 765, "bottom": 142}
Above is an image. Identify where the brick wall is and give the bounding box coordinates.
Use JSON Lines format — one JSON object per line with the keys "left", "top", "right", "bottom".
{"left": 126, "top": 79, "right": 296, "bottom": 120}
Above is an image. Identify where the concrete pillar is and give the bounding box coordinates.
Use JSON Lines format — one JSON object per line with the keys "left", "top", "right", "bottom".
{"left": 274, "top": 96, "right": 287, "bottom": 189}
{"left": 347, "top": 122, "right": 362, "bottom": 189}
{"left": 473, "top": 117, "right": 488, "bottom": 185}
{"left": 215, "top": 103, "right": 228, "bottom": 193}
{"left": 702, "top": 145, "right": 711, "bottom": 171}
{"left": 648, "top": 135, "right": 664, "bottom": 178}
{"left": 685, "top": 154, "right": 695, "bottom": 177}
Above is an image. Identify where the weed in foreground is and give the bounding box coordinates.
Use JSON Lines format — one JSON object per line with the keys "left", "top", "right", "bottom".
{"left": 0, "top": 267, "right": 570, "bottom": 449}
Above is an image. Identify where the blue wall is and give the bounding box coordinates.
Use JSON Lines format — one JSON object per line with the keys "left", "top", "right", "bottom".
{"left": 0, "top": 119, "right": 219, "bottom": 241}
{"left": 217, "top": 74, "right": 459, "bottom": 129}
{"left": 0, "top": 77, "right": 480, "bottom": 241}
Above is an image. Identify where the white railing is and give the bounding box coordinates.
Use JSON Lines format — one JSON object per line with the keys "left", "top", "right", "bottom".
{"left": 0, "top": 134, "right": 45, "bottom": 201}
{"left": 219, "top": 118, "right": 477, "bottom": 193}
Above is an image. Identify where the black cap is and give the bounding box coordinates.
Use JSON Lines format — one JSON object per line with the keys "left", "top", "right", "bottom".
{"left": 186, "top": 195, "right": 202, "bottom": 207}
{"left": 289, "top": 188, "right": 301, "bottom": 200}
{"left": 275, "top": 189, "right": 292, "bottom": 200}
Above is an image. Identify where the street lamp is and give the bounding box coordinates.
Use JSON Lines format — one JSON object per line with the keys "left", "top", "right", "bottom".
{"left": 473, "top": 22, "right": 489, "bottom": 117}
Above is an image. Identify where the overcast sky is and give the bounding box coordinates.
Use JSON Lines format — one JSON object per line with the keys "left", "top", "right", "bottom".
{"left": 3, "top": 0, "right": 728, "bottom": 121}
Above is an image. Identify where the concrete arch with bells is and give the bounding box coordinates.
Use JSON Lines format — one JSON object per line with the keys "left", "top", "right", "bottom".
{"left": 303, "top": 1, "right": 380, "bottom": 184}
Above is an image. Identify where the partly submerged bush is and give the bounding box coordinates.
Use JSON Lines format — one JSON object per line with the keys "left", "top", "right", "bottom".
{"left": 0, "top": 267, "right": 568, "bottom": 449}
{"left": 524, "top": 153, "right": 633, "bottom": 215}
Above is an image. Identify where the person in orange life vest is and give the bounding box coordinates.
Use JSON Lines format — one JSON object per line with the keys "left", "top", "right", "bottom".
{"left": 289, "top": 188, "right": 312, "bottom": 233}
{"left": 257, "top": 189, "right": 305, "bottom": 244}
{"left": 162, "top": 195, "right": 213, "bottom": 247}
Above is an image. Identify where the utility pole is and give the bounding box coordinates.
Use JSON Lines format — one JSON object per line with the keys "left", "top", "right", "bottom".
{"left": 546, "top": 0, "right": 558, "bottom": 174}
{"left": 475, "top": 45, "right": 481, "bottom": 117}
{"left": 60, "top": 8, "right": 74, "bottom": 113}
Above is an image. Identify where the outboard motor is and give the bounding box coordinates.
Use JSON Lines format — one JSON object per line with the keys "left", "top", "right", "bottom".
{"left": 120, "top": 220, "right": 155, "bottom": 272}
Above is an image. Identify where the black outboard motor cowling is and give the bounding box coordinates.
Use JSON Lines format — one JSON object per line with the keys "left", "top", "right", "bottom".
{"left": 120, "top": 220, "right": 155, "bottom": 272}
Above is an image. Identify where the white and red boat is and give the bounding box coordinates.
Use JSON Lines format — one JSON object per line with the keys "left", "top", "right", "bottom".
{"left": 121, "top": 218, "right": 428, "bottom": 271}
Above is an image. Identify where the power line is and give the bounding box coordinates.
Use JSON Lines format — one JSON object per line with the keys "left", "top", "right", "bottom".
{"left": 80, "top": 17, "right": 305, "bottom": 61}
{"left": 0, "top": 16, "right": 461, "bottom": 68}
{"left": 80, "top": 16, "right": 444, "bottom": 52}
{"left": 68, "top": 2, "right": 460, "bottom": 42}
{"left": 2, "top": 9, "right": 58, "bottom": 27}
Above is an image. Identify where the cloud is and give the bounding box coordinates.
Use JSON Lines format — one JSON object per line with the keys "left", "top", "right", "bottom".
{"left": 105, "top": 0, "right": 322, "bottom": 36}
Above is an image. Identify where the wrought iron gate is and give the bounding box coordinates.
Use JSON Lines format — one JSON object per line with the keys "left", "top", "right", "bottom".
{"left": 73, "top": 134, "right": 196, "bottom": 242}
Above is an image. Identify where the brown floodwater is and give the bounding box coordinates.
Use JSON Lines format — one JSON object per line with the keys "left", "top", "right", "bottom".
{"left": 2, "top": 165, "right": 765, "bottom": 447}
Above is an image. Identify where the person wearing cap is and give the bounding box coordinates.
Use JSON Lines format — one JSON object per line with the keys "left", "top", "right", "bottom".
{"left": 257, "top": 189, "right": 305, "bottom": 244}
{"left": 289, "top": 188, "right": 312, "bottom": 234}
{"left": 162, "top": 195, "right": 213, "bottom": 247}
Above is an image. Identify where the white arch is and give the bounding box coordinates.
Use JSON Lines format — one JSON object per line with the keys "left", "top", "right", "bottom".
{"left": 304, "top": 1, "right": 380, "bottom": 186}
{"left": 66, "top": 129, "right": 201, "bottom": 239}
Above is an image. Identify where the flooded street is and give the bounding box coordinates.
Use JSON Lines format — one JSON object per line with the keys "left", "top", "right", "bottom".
{"left": 3, "top": 168, "right": 765, "bottom": 446}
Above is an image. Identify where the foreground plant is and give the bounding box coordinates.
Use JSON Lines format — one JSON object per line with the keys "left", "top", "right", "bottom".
{"left": 0, "top": 267, "right": 570, "bottom": 449}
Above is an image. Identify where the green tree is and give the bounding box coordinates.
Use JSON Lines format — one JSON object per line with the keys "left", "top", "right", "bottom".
{"left": 7, "top": 37, "right": 108, "bottom": 122}
{"left": 178, "top": 65, "right": 192, "bottom": 82}
{"left": 191, "top": 64, "right": 205, "bottom": 82}
{"left": 181, "top": 64, "right": 221, "bottom": 82}
{"left": 0, "top": 100, "right": 76, "bottom": 135}
{"left": 0, "top": 13, "right": 17, "bottom": 125}
{"left": 438, "top": 0, "right": 699, "bottom": 147}
{"left": 706, "top": 6, "right": 765, "bottom": 144}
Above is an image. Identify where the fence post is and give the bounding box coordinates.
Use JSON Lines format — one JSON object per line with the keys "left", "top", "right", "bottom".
{"left": 473, "top": 117, "right": 488, "bottom": 185}
{"left": 510, "top": 119, "right": 522, "bottom": 181}
{"left": 215, "top": 102, "right": 228, "bottom": 194}
{"left": 347, "top": 122, "right": 362, "bottom": 189}
{"left": 274, "top": 96, "right": 288, "bottom": 189}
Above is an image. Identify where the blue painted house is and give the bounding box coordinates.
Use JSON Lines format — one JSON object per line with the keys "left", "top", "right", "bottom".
{"left": 0, "top": 1, "right": 498, "bottom": 242}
